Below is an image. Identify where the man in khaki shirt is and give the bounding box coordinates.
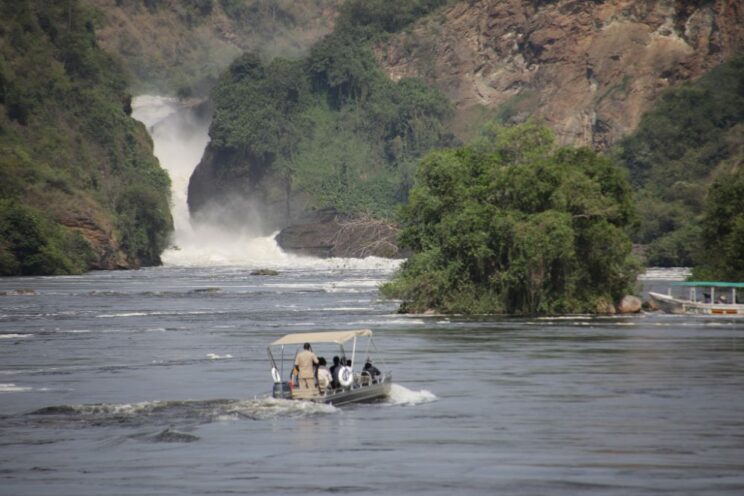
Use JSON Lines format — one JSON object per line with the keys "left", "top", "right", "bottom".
{"left": 292, "top": 343, "right": 319, "bottom": 398}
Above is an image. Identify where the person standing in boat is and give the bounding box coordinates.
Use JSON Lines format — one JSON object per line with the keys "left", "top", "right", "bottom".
{"left": 292, "top": 343, "right": 319, "bottom": 398}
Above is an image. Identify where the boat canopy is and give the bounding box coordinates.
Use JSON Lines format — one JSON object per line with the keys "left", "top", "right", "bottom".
{"left": 270, "top": 329, "right": 373, "bottom": 346}
{"left": 672, "top": 281, "right": 744, "bottom": 288}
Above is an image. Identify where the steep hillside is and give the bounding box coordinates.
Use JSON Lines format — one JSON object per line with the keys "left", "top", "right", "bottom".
{"left": 0, "top": 0, "right": 172, "bottom": 275}
{"left": 88, "top": 0, "right": 341, "bottom": 95}
{"left": 186, "top": 0, "right": 455, "bottom": 253}
{"left": 375, "top": 0, "right": 744, "bottom": 149}
{"left": 617, "top": 55, "right": 744, "bottom": 266}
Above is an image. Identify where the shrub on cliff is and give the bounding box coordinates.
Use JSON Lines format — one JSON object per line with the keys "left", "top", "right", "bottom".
{"left": 616, "top": 55, "right": 744, "bottom": 266}
{"left": 0, "top": 200, "right": 93, "bottom": 276}
{"left": 200, "top": 1, "right": 455, "bottom": 222}
{"left": 0, "top": 0, "right": 172, "bottom": 275}
{"left": 382, "top": 122, "right": 640, "bottom": 315}
{"left": 692, "top": 168, "right": 744, "bottom": 281}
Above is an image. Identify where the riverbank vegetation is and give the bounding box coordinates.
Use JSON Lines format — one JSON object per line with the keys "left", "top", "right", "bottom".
{"left": 88, "top": 0, "right": 343, "bottom": 97}
{"left": 0, "top": 0, "right": 172, "bottom": 275}
{"left": 200, "top": 0, "right": 454, "bottom": 220}
{"left": 616, "top": 55, "right": 744, "bottom": 268}
{"left": 692, "top": 168, "right": 744, "bottom": 281}
{"left": 381, "top": 122, "right": 640, "bottom": 315}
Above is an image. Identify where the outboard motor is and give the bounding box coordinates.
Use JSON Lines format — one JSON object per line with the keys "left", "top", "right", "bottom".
{"left": 273, "top": 381, "right": 292, "bottom": 399}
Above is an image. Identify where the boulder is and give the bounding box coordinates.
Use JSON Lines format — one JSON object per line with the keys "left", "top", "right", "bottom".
{"left": 643, "top": 298, "right": 659, "bottom": 312}
{"left": 617, "top": 295, "right": 643, "bottom": 314}
{"left": 276, "top": 209, "right": 405, "bottom": 259}
{"left": 595, "top": 297, "right": 616, "bottom": 315}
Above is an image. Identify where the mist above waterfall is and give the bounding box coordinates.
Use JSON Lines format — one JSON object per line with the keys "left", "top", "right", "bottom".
{"left": 131, "top": 95, "right": 401, "bottom": 270}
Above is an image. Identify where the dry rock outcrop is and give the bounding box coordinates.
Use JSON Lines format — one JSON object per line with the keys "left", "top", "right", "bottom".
{"left": 376, "top": 0, "right": 744, "bottom": 149}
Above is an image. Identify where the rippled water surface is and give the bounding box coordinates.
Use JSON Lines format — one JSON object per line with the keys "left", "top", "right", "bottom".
{"left": 1, "top": 266, "right": 744, "bottom": 495}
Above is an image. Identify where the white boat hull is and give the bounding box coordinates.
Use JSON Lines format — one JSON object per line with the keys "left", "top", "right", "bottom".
{"left": 273, "top": 373, "right": 393, "bottom": 405}
{"left": 649, "top": 292, "right": 744, "bottom": 316}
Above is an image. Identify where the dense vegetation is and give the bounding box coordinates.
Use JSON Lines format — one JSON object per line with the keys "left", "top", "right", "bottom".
{"left": 90, "top": 0, "right": 343, "bottom": 97}
{"left": 381, "top": 122, "right": 640, "bottom": 315}
{"left": 616, "top": 55, "right": 744, "bottom": 267}
{"left": 201, "top": 0, "right": 454, "bottom": 220}
{"left": 692, "top": 168, "right": 744, "bottom": 281}
{"left": 0, "top": 0, "right": 172, "bottom": 275}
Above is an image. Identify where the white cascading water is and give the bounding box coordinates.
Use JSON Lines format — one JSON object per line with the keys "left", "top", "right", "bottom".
{"left": 131, "top": 95, "right": 401, "bottom": 270}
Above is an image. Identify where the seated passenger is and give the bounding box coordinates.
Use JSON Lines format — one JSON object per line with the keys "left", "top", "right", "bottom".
{"left": 329, "top": 356, "right": 341, "bottom": 388}
{"left": 363, "top": 359, "right": 381, "bottom": 381}
{"left": 316, "top": 357, "right": 332, "bottom": 393}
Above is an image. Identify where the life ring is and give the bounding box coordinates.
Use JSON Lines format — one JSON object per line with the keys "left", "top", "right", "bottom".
{"left": 338, "top": 366, "right": 353, "bottom": 387}
{"left": 271, "top": 367, "right": 281, "bottom": 383}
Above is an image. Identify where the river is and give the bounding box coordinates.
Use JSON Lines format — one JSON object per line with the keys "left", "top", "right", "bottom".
{"left": 1, "top": 98, "right": 743, "bottom": 495}
{"left": 1, "top": 267, "right": 744, "bottom": 495}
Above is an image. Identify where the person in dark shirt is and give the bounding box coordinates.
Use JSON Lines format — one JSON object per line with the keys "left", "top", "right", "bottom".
{"left": 329, "top": 356, "right": 341, "bottom": 388}
{"left": 363, "top": 359, "right": 381, "bottom": 381}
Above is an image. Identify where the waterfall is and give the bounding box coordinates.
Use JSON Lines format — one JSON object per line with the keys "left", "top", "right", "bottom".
{"left": 131, "top": 95, "right": 401, "bottom": 270}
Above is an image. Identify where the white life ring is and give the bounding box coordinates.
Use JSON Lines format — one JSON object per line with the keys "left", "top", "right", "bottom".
{"left": 271, "top": 367, "right": 281, "bottom": 383}
{"left": 338, "top": 366, "right": 353, "bottom": 387}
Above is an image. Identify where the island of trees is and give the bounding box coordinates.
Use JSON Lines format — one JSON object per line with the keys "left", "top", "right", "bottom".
{"left": 380, "top": 122, "right": 640, "bottom": 315}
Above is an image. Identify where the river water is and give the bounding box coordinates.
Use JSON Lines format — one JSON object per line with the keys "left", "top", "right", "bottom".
{"left": 2, "top": 97, "right": 743, "bottom": 494}
{"left": 1, "top": 266, "right": 744, "bottom": 495}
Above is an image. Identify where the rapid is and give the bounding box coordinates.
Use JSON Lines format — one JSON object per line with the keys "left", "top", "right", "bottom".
{"left": 0, "top": 97, "right": 743, "bottom": 495}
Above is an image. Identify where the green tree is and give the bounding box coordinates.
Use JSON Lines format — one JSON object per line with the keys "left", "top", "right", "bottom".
{"left": 200, "top": 13, "right": 455, "bottom": 222}
{"left": 0, "top": 0, "right": 173, "bottom": 275}
{"left": 692, "top": 169, "right": 744, "bottom": 281}
{"left": 382, "top": 122, "right": 640, "bottom": 315}
{"left": 615, "top": 55, "right": 744, "bottom": 266}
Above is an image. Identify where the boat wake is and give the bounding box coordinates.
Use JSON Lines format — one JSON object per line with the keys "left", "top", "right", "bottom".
{"left": 20, "top": 397, "right": 337, "bottom": 428}
{"left": 386, "top": 384, "right": 437, "bottom": 406}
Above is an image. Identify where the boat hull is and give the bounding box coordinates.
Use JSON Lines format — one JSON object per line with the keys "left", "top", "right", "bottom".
{"left": 649, "top": 292, "right": 744, "bottom": 316}
{"left": 272, "top": 374, "right": 393, "bottom": 406}
{"left": 321, "top": 381, "right": 392, "bottom": 406}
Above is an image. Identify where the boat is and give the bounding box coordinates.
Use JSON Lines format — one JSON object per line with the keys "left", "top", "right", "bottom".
{"left": 649, "top": 281, "right": 744, "bottom": 315}
{"left": 267, "top": 329, "right": 392, "bottom": 405}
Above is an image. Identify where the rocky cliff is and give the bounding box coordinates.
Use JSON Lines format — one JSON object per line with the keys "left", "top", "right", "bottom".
{"left": 375, "top": 0, "right": 744, "bottom": 149}
{"left": 88, "top": 0, "right": 341, "bottom": 95}
{"left": 1, "top": 0, "right": 172, "bottom": 275}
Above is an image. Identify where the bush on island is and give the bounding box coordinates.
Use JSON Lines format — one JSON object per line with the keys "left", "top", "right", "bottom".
{"left": 381, "top": 122, "right": 641, "bottom": 315}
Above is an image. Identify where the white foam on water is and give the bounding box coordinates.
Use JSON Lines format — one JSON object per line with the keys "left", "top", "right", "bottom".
{"left": 132, "top": 95, "right": 405, "bottom": 271}
{"left": 0, "top": 383, "right": 33, "bottom": 393}
{"left": 97, "top": 310, "right": 226, "bottom": 318}
{"left": 386, "top": 384, "right": 437, "bottom": 406}
{"left": 97, "top": 312, "right": 149, "bottom": 318}
{"left": 226, "top": 397, "right": 338, "bottom": 419}
{"left": 349, "top": 318, "right": 426, "bottom": 326}
{"left": 0, "top": 333, "right": 32, "bottom": 339}
{"left": 537, "top": 316, "right": 593, "bottom": 321}
{"left": 639, "top": 267, "right": 691, "bottom": 281}
{"left": 206, "top": 353, "right": 233, "bottom": 360}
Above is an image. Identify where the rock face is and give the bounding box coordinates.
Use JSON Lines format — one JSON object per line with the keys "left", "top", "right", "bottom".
{"left": 276, "top": 209, "right": 404, "bottom": 258}
{"left": 55, "top": 200, "right": 129, "bottom": 270}
{"left": 375, "top": 0, "right": 744, "bottom": 149}
{"left": 617, "top": 295, "right": 643, "bottom": 313}
{"left": 89, "top": 0, "right": 341, "bottom": 93}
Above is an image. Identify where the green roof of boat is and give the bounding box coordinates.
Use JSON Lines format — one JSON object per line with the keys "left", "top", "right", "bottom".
{"left": 671, "top": 281, "right": 744, "bottom": 288}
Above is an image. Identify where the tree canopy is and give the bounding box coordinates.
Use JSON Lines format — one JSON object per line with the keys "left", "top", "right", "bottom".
{"left": 202, "top": 0, "right": 455, "bottom": 221}
{"left": 0, "top": 0, "right": 172, "bottom": 275}
{"left": 615, "top": 55, "right": 744, "bottom": 267}
{"left": 382, "top": 122, "right": 640, "bottom": 315}
{"left": 692, "top": 168, "right": 744, "bottom": 281}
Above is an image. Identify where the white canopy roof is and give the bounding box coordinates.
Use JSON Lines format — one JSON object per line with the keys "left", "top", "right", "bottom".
{"left": 270, "top": 329, "right": 373, "bottom": 346}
